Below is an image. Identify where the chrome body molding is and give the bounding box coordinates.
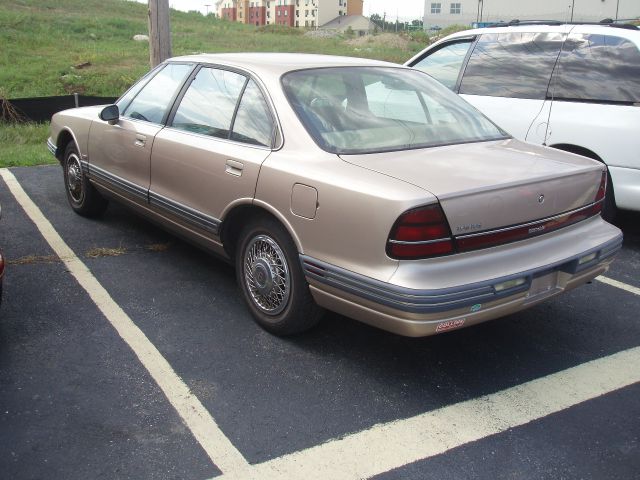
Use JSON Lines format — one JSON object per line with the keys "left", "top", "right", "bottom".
{"left": 148, "top": 191, "right": 221, "bottom": 235}
{"left": 300, "top": 234, "right": 623, "bottom": 315}
{"left": 46, "top": 138, "right": 58, "bottom": 157}
{"left": 86, "top": 164, "right": 221, "bottom": 235}
{"left": 455, "top": 200, "right": 603, "bottom": 240}
{"left": 88, "top": 163, "right": 148, "bottom": 201}
{"left": 388, "top": 237, "right": 450, "bottom": 246}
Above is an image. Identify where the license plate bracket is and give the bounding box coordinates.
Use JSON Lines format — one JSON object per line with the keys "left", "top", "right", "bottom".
{"left": 524, "top": 271, "right": 561, "bottom": 304}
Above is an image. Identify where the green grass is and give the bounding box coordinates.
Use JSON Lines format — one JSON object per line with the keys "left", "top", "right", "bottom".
{"left": 0, "top": 0, "right": 433, "bottom": 167}
{"left": 0, "top": 123, "right": 53, "bottom": 168}
{"left": 0, "top": 0, "right": 428, "bottom": 98}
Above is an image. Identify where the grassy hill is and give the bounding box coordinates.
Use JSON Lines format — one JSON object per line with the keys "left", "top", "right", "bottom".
{"left": 0, "top": 0, "right": 428, "bottom": 99}
{"left": 0, "top": 0, "right": 433, "bottom": 167}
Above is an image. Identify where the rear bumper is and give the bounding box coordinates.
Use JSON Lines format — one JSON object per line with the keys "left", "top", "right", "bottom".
{"left": 302, "top": 217, "right": 622, "bottom": 336}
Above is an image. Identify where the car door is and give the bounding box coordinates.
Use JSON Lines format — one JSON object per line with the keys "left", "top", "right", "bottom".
{"left": 455, "top": 31, "right": 566, "bottom": 141}
{"left": 149, "top": 66, "right": 276, "bottom": 236}
{"left": 87, "top": 63, "right": 194, "bottom": 202}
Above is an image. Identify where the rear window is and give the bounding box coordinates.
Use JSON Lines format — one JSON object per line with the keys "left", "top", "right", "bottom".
{"left": 281, "top": 67, "right": 507, "bottom": 155}
{"left": 460, "top": 32, "right": 564, "bottom": 99}
{"left": 552, "top": 33, "right": 640, "bottom": 104}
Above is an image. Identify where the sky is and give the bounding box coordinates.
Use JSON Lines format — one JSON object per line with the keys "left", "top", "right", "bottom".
{"left": 134, "top": 0, "right": 425, "bottom": 21}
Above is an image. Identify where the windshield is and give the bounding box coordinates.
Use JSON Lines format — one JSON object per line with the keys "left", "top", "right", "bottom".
{"left": 281, "top": 67, "right": 508, "bottom": 154}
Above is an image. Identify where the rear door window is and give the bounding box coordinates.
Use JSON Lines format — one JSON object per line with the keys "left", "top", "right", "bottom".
{"left": 551, "top": 33, "right": 640, "bottom": 103}
{"left": 172, "top": 67, "right": 246, "bottom": 139}
{"left": 411, "top": 40, "right": 474, "bottom": 90}
{"left": 230, "top": 80, "right": 275, "bottom": 147}
{"left": 460, "top": 32, "right": 564, "bottom": 99}
{"left": 171, "top": 67, "right": 275, "bottom": 147}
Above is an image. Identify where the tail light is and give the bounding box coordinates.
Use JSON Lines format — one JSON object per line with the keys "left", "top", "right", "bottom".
{"left": 387, "top": 204, "right": 454, "bottom": 259}
{"left": 593, "top": 170, "right": 607, "bottom": 214}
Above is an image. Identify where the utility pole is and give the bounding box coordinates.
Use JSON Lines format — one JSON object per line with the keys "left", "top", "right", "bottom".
{"left": 615, "top": 0, "right": 620, "bottom": 21}
{"left": 205, "top": 4, "right": 211, "bottom": 15}
{"left": 148, "top": 0, "right": 172, "bottom": 68}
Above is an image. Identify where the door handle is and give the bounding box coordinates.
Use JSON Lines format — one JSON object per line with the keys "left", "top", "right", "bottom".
{"left": 225, "top": 159, "right": 244, "bottom": 177}
{"left": 134, "top": 134, "right": 146, "bottom": 147}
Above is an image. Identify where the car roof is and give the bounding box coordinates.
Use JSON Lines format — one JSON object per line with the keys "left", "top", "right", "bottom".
{"left": 434, "top": 22, "right": 640, "bottom": 42}
{"left": 167, "top": 52, "right": 401, "bottom": 77}
{"left": 405, "top": 22, "right": 640, "bottom": 65}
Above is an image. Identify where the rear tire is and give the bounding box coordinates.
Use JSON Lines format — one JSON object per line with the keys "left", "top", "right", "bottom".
{"left": 63, "top": 143, "right": 108, "bottom": 217}
{"left": 236, "top": 216, "right": 323, "bottom": 335}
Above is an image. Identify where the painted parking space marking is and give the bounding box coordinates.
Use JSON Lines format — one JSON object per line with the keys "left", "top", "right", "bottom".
{"left": 4, "top": 166, "right": 640, "bottom": 480}
{"left": 596, "top": 275, "right": 640, "bottom": 296}
{"left": 0, "top": 169, "right": 249, "bottom": 474}
{"left": 218, "top": 346, "right": 640, "bottom": 480}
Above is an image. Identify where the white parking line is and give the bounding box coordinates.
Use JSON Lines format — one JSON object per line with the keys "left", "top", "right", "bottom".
{"left": 5, "top": 167, "right": 640, "bottom": 480}
{"left": 596, "top": 275, "right": 640, "bottom": 296}
{"left": 0, "top": 169, "right": 249, "bottom": 474}
{"left": 219, "top": 347, "right": 640, "bottom": 480}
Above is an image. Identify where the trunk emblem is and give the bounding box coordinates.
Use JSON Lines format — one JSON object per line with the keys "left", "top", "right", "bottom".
{"left": 538, "top": 194, "right": 545, "bottom": 204}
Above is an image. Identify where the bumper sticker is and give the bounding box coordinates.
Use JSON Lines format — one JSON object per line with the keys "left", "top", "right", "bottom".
{"left": 436, "top": 318, "right": 466, "bottom": 333}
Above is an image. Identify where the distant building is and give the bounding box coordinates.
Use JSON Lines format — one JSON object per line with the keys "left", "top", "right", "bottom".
{"left": 423, "top": 0, "right": 640, "bottom": 30}
{"left": 217, "top": 0, "right": 362, "bottom": 28}
{"left": 321, "top": 14, "right": 376, "bottom": 35}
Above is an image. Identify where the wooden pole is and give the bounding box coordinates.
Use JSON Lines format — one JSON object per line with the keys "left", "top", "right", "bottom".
{"left": 148, "top": 0, "right": 172, "bottom": 68}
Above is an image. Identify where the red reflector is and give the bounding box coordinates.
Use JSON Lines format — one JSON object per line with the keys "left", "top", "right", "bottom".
{"left": 390, "top": 240, "right": 454, "bottom": 259}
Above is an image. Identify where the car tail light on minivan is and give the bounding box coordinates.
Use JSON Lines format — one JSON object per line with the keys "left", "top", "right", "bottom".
{"left": 387, "top": 204, "right": 454, "bottom": 259}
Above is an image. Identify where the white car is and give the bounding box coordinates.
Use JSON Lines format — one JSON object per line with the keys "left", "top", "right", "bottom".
{"left": 406, "top": 21, "right": 640, "bottom": 220}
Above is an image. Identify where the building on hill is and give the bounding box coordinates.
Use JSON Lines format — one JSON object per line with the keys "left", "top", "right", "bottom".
{"left": 423, "top": 0, "right": 640, "bottom": 30}
{"left": 320, "top": 14, "right": 376, "bottom": 36}
{"left": 217, "top": 0, "right": 362, "bottom": 28}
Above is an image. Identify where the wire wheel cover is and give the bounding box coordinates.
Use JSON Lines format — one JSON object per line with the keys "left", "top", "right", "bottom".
{"left": 66, "top": 153, "right": 84, "bottom": 203}
{"left": 243, "top": 235, "right": 291, "bottom": 315}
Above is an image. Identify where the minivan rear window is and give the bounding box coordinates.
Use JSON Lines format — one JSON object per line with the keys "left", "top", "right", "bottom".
{"left": 551, "top": 34, "right": 640, "bottom": 104}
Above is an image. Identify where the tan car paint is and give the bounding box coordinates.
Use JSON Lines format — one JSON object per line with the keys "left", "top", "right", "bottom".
{"left": 150, "top": 127, "right": 270, "bottom": 222}
{"left": 89, "top": 117, "right": 162, "bottom": 193}
{"left": 48, "top": 53, "right": 623, "bottom": 336}
{"left": 342, "top": 139, "right": 604, "bottom": 234}
{"left": 390, "top": 214, "right": 619, "bottom": 290}
{"left": 308, "top": 257, "right": 612, "bottom": 337}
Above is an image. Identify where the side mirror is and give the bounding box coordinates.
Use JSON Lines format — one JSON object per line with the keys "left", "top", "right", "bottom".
{"left": 99, "top": 105, "right": 120, "bottom": 125}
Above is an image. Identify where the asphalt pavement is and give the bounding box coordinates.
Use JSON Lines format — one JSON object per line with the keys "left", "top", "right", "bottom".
{"left": 1, "top": 165, "right": 638, "bottom": 479}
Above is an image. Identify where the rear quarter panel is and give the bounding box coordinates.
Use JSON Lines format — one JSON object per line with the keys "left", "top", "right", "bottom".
{"left": 255, "top": 150, "right": 436, "bottom": 283}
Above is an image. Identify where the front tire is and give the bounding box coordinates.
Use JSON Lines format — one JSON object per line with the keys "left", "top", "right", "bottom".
{"left": 236, "top": 217, "right": 323, "bottom": 335}
{"left": 63, "top": 143, "right": 108, "bottom": 217}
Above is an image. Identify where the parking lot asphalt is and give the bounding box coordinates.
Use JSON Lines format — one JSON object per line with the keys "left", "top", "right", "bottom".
{"left": 1, "top": 165, "right": 639, "bottom": 479}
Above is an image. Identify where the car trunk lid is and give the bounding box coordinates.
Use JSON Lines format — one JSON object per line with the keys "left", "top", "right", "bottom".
{"left": 340, "top": 139, "right": 605, "bottom": 237}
